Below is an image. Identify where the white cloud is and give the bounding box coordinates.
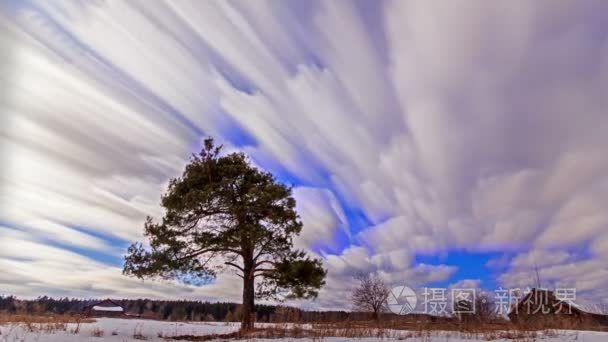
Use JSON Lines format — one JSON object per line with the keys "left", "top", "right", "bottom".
{"left": 509, "top": 250, "right": 574, "bottom": 270}
{"left": 292, "top": 187, "right": 348, "bottom": 251}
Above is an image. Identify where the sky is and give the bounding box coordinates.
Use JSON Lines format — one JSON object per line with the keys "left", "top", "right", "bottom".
{"left": 1, "top": 0, "right": 608, "bottom": 311}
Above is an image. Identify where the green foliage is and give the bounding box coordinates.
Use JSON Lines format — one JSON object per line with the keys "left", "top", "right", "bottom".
{"left": 256, "top": 250, "right": 326, "bottom": 300}
{"left": 123, "top": 137, "right": 326, "bottom": 305}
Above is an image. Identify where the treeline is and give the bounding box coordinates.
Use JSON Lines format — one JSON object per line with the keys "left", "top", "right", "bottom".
{"left": 0, "top": 296, "right": 355, "bottom": 322}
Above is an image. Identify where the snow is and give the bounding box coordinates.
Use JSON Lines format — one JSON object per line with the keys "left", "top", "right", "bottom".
{"left": 0, "top": 318, "right": 238, "bottom": 341}
{"left": 91, "top": 306, "right": 123, "bottom": 312}
{"left": 571, "top": 301, "right": 608, "bottom": 315}
{"left": 0, "top": 318, "right": 607, "bottom": 341}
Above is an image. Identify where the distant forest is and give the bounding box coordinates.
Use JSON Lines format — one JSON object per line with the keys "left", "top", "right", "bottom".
{"left": 0, "top": 296, "right": 356, "bottom": 322}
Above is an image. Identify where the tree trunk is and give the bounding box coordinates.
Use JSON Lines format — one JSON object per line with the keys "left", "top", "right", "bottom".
{"left": 241, "top": 270, "right": 255, "bottom": 330}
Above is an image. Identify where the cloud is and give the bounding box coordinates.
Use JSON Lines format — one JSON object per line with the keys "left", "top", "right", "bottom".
{"left": 292, "top": 187, "right": 348, "bottom": 251}
{"left": 1, "top": 0, "right": 607, "bottom": 307}
{"left": 20, "top": 219, "right": 110, "bottom": 251}
{"left": 509, "top": 249, "right": 574, "bottom": 270}
{"left": 309, "top": 245, "right": 456, "bottom": 310}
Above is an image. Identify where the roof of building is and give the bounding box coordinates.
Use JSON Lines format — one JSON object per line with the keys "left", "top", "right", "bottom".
{"left": 92, "top": 305, "right": 123, "bottom": 312}
{"left": 86, "top": 299, "right": 124, "bottom": 312}
{"left": 509, "top": 288, "right": 608, "bottom": 320}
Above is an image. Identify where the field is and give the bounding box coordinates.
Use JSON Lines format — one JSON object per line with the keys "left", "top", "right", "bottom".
{"left": 1, "top": 317, "right": 608, "bottom": 341}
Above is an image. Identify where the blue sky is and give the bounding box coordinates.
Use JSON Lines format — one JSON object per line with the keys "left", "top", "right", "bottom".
{"left": 1, "top": 0, "right": 608, "bottom": 310}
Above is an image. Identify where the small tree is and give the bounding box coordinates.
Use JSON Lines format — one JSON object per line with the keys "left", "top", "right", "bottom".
{"left": 351, "top": 272, "right": 389, "bottom": 320}
{"left": 124, "top": 138, "right": 326, "bottom": 330}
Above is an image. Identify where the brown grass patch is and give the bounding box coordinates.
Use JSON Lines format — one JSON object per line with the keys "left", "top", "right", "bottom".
{"left": 0, "top": 313, "right": 95, "bottom": 335}
{"left": 0, "top": 313, "right": 94, "bottom": 325}
{"left": 171, "top": 320, "right": 582, "bottom": 341}
{"left": 170, "top": 326, "right": 559, "bottom": 341}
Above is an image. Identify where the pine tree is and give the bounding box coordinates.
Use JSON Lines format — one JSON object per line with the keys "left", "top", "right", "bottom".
{"left": 123, "top": 138, "right": 326, "bottom": 330}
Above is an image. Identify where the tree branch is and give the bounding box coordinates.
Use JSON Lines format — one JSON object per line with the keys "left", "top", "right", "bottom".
{"left": 254, "top": 260, "right": 276, "bottom": 268}
{"left": 178, "top": 247, "right": 240, "bottom": 261}
{"left": 253, "top": 238, "right": 273, "bottom": 261}
{"left": 253, "top": 268, "right": 275, "bottom": 278}
{"left": 225, "top": 261, "right": 245, "bottom": 272}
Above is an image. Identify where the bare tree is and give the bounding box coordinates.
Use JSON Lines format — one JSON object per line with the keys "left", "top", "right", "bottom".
{"left": 351, "top": 272, "right": 389, "bottom": 320}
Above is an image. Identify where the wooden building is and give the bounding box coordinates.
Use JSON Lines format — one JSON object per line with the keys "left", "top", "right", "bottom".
{"left": 508, "top": 288, "right": 608, "bottom": 328}
{"left": 84, "top": 299, "right": 125, "bottom": 317}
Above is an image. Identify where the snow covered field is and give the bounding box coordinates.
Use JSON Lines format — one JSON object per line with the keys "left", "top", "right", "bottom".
{"left": 0, "top": 318, "right": 232, "bottom": 341}
{"left": 1, "top": 318, "right": 607, "bottom": 341}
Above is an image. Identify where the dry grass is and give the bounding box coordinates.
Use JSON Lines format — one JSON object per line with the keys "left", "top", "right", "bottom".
{"left": 170, "top": 328, "right": 559, "bottom": 341}
{"left": 132, "top": 322, "right": 148, "bottom": 340}
{"left": 171, "top": 321, "right": 574, "bottom": 341}
{"left": 0, "top": 313, "right": 600, "bottom": 341}
{"left": 91, "top": 326, "right": 104, "bottom": 337}
{"left": 0, "top": 313, "right": 95, "bottom": 336}
{"left": 311, "top": 317, "right": 607, "bottom": 334}
{"left": 0, "top": 313, "right": 94, "bottom": 325}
